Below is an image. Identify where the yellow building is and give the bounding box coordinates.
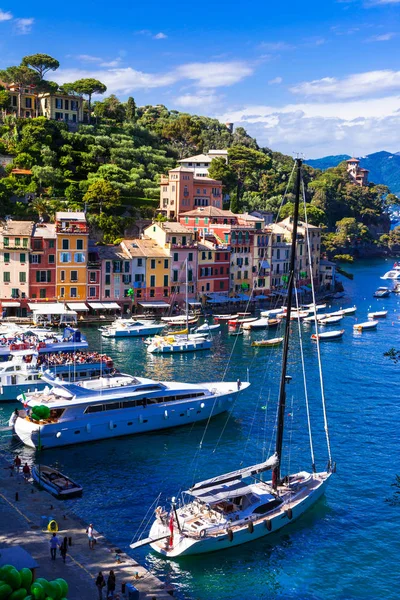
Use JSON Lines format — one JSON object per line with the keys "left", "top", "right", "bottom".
{"left": 55, "top": 212, "right": 89, "bottom": 302}
{"left": 39, "top": 92, "right": 84, "bottom": 123}
{"left": 124, "top": 238, "right": 170, "bottom": 302}
{"left": 5, "top": 83, "right": 37, "bottom": 118}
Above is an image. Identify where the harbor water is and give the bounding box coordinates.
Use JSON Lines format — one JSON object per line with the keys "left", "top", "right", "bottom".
{"left": 1, "top": 257, "right": 400, "bottom": 600}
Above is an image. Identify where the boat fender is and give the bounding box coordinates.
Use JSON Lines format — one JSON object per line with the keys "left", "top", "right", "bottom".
{"left": 248, "top": 522, "right": 254, "bottom": 534}
{"left": 109, "top": 421, "right": 113, "bottom": 430}
{"left": 227, "top": 528, "right": 233, "bottom": 542}
{"left": 286, "top": 508, "right": 293, "bottom": 520}
{"left": 164, "top": 410, "right": 168, "bottom": 419}
{"left": 200, "top": 529, "right": 206, "bottom": 538}
{"left": 265, "top": 519, "right": 272, "bottom": 531}
{"left": 86, "top": 424, "right": 91, "bottom": 433}
{"left": 47, "top": 519, "right": 58, "bottom": 532}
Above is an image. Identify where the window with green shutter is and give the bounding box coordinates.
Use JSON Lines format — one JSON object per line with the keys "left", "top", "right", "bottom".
{"left": 4, "top": 253, "right": 10, "bottom": 263}
{"left": 4, "top": 237, "right": 9, "bottom": 246}
{"left": 20, "top": 253, "right": 26, "bottom": 263}
{"left": 150, "top": 275, "right": 155, "bottom": 287}
{"left": 4, "top": 272, "right": 10, "bottom": 282}
{"left": 23, "top": 238, "right": 28, "bottom": 247}
{"left": 15, "top": 238, "right": 20, "bottom": 246}
{"left": 19, "top": 272, "right": 26, "bottom": 283}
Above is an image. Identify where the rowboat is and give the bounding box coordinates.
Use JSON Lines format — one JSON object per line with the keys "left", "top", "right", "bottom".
{"left": 228, "top": 317, "right": 258, "bottom": 326}
{"left": 32, "top": 465, "right": 82, "bottom": 498}
{"left": 213, "top": 314, "right": 238, "bottom": 322}
{"left": 193, "top": 323, "right": 220, "bottom": 333}
{"left": 311, "top": 330, "right": 345, "bottom": 341}
{"left": 318, "top": 316, "right": 343, "bottom": 325}
{"left": 302, "top": 303, "right": 327, "bottom": 311}
{"left": 260, "top": 309, "right": 284, "bottom": 318}
{"left": 368, "top": 311, "right": 387, "bottom": 319}
{"left": 353, "top": 320, "right": 379, "bottom": 331}
{"left": 229, "top": 330, "right": 244, "bottom": 336}
{"left": 252, "top": 337, "right": 284, "bottom": 347}
{"left": 266, "top": 318, "right": 280, "bottom": 327}
{"left": 373, "top": 287, "right": 391, "bottom": 298}
{"left": 341, "top": 306, "right": 357, "bottom": 315}
{"left": 242, "top": 318, "right": 270, "bottom": 330}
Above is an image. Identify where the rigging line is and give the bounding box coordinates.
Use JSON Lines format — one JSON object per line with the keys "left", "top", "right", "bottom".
{"left": 301, "top": 177, "right": 333, "bottom": 468}
{"left": 287, "top": 393, "right": 294, "bottom": 505}
{"left": 274, "top": 161, "right": 297, "bottom": 225}
{"left": 294, "top": 286, "right": 316, "bottom": 472}
{"left": 130, "top": 493, "right": 161, "bottom": 544}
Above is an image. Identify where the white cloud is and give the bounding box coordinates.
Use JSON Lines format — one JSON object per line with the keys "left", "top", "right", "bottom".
{"left": 174, "top": 90, "right": 223, "bottom": 109}
{"left": 367, "top": 32, "right": 396, "bottom": 41}
{"left": 366, "top": 0, "right": 400, "bottom": 4}
{"left": 176, "top": 61, "right": 253, "bottom": 88}
{"left": 153, "top": 32, "right": 167, "bottom": 39}
{"left": 268, "top": 77, "right": 283, "bottom": 85}
{"left": 217, "top": 96, "right": 400, "bottom": 156}
{"left": 14, "top": 17, "right": 34, "bottom": 34}
{"left": 290, "top": 69, "right": 400, "bottom": 99}
{"left": 0, "top": 9, "right": 13, "bottom": 21}
{"left": 99, "top": 58, "right": 122, "bottom": 67}
{"left": 54, "top": 60, "right": 252, "bottom": 95}
{"left": 259, "top": 41, "right": 294, "bottom": 51}
{"left": 77, "top": 54, "right": 102, "bottom": 62}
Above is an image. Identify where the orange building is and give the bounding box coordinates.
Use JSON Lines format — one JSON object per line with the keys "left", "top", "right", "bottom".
{"left": 55, "top": 212, "right": 89, "bottom": 302}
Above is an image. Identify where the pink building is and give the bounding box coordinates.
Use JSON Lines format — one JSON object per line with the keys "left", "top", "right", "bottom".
{"left": 97, "top": 245, "right": 132, "bottom": 309}
{"left": 160, "top": 167, "right": 223, "bottom": 220}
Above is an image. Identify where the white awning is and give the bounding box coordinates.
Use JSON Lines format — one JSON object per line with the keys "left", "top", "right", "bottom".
{"left": 88, "top": 302, "right": 105, "bottom": 309}
{"left": 67, "top": 302, "right": 89, "bottom": 311}
{"left": 2, "top": 302, "right": 20, "bottom": 307}
{"left": 101, "top": 302, "right": 120, "bottom": 309}
{"left": 28, "top": 303, "right": 69, "bottom": 314}
{"left": 138, "top": 302, "right": 170, "bottom": 308}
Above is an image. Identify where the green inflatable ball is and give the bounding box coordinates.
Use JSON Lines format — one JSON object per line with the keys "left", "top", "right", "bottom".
{"left": 30, "top": 581, "right": 45, "bottom": 600}
{"left": 46, "top": 581, "right": 61, "bottom": 600}
{"left": 54, "top": 579, "right": 68, "bottom": 598}
{"left": 9, "top": 589, "right": 28, "bottom": 600}
{"left": 1, "top": 566, "right": 21, "bottom": 590}
{"left": 19, "top": 568, "right": 33, "bottom": 590}
{"left": 0, "top": 583, "right": 13, "bottom": 600}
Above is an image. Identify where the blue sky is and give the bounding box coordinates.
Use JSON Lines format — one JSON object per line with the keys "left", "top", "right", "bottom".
{"left": 1, "top": 0, "right": 400, "bottom": 157}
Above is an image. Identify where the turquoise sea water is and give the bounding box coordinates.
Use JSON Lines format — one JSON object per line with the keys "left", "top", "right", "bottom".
{"left": 1, "top": 257, "right": 400, "bottom": 600}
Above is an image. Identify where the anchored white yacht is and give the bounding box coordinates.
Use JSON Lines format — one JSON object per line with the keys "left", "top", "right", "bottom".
{"left": 100, "top": 319, "right": 166, "bottom": 338}
{"left": 13, "top": 373, "right": 249, "bottom": 449}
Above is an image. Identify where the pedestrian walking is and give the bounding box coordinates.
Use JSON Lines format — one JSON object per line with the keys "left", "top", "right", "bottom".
{"left": 87, "top": 523, "right": 95, "bottom": 549}
{"left": 96, "top": 571, "right": 106, "bottom": 600}
{"left": 14, "top": 455, "right": 21, "bottom": 473}
{"left": 60, "top": 536, "right": 68, "bottom": 563}
{"left": 22, "top": 463, "right": 30, "bottom": 481}
{"left": 237, "top": 378, "right": 241, "bottom": 390}
{"left": 107, "top": 570, "right": 116, "bottom": 599}
{"left": 49, "top": 532, "right": 60, "bottom": 560}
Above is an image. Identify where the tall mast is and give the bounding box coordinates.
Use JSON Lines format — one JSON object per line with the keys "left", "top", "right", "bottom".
{"left": 273, "top": 158, "right": 302, "bottom": 488}
{"left": 185, "top": 258, "right": 189, "bottom": 339}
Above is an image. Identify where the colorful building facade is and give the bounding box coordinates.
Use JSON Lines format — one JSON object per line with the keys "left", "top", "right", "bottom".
{"left": 55, "top": 212, "right": 89, "bottom": 302}
{"left": 160, "top": 168, "right": 223, "bottom": 220}
{"left": 29, "top": 223, "right": 56, "bottom": 301}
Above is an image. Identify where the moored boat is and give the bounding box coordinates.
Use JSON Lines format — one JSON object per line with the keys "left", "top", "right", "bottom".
{"left": 213, "top": 314, "right": 238, "bottom": 322}
{"left": 311, "top": 329, "right": 345, "bottom": 340}
{"left": 353, "top": 320, "right": 379, "bottom": 331}
{"left": 101, "top": 320, "right": 166, "bottom": 338}
{"left": 260, "top": 309, "right": 284, "bottom": 318}
{"left": 368, "top": 310, "right": 387, "bottom": 319}
{"left": 193, "top": 322, "right": 220, "bottom": 333}
{"left": 318, "top": 316, "right": 343, "bottom": 325}
{"left": 252, "top": 337, "right": 284, "bottom": 347}
{"left": 242, "top": 318, "right": 270, "bottom": 330}
{"left": 31, "top": 465, "right": 82, "bottom": 498}
{"left": 13, "top": 373, "right": 249, "bottom": 449}
{"left": 373, "top": 287, "right": 391, "bottom": 298}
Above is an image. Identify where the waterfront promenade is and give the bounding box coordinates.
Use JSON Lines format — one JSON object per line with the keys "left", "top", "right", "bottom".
{"left": 0, "top": 456, "right": 172, "bottom": 599}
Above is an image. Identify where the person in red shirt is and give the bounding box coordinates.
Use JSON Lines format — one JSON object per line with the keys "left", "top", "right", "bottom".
{"left": 22, "top": 463, "right": 30, "bottom": 481}
{"left": 14, "top": 455, "right": 21, "bottom": 473}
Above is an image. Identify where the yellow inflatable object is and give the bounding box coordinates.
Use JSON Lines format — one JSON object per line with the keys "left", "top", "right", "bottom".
{"left": 47, "top": 519, "right": 58, "bottom": 532}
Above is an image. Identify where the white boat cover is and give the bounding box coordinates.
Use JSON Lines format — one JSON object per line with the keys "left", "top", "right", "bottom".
{"left": 188, "top": 453, "right": 279, "bottom": 493}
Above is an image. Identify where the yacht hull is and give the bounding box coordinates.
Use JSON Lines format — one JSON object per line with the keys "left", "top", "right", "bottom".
{"left": 14, "top": 392, "right": 237, "bottom": 450}
{"left": 149, "top": 473, "right": 330, "bottom": 557}
{"left": 101, "top": 325, "right": 165, "bottom": 338}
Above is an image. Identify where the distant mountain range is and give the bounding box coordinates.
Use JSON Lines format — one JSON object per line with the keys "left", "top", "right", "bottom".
{"left": 305, "top": 151, "right": 400, "bottom": 197}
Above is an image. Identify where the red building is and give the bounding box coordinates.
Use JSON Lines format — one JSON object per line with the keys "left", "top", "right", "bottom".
{"left": 87, "top": 244, "right": 101, "bottom": 301}
{"left": 197, "top": 239, "right": 230, "bottom": 295}
{"left": 29, "top": 223, "right": 56, "bottom": 301}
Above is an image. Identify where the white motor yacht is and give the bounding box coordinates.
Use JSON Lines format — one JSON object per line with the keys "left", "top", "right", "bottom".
{"left": 13, "top": 373, "right": 249, "bottom": 449}
{"left": 101, "top": 319, "right": 165, "bottom": 338}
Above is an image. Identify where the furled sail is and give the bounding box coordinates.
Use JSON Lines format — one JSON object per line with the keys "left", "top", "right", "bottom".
{"left": 189, "top": 453, "right": 279, "bottom": 493}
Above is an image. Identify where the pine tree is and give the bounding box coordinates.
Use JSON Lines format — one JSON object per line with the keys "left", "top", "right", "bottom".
{"left": 125, "top": 97, "right": 136, "bottom": 122}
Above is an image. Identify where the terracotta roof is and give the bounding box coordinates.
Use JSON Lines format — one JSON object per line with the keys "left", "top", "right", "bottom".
{"left": 96, "top": 245, "right": 130, "bottom": 260}
{"left": 157, "top": 222, "right": 194, "bottom": 234}
{"left": 346, "top": 158, "right": 360, "bottom": 163}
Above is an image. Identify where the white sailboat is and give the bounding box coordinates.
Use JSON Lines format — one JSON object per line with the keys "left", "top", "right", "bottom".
{"left": 147, "top": 260, "right": 212, "bottom": 355}
{"left": 131, "top": 158, "right": 334, "bottom": 558}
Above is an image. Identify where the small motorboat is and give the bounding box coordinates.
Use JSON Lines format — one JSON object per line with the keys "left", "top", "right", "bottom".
{"left": 311, "top": 330, "right": 345, "bottom": 341}
{"left": 242, "top": 318, "right": 270, "bottom": 330}
{"left": 228, "top": 317, "right": 258, "bottom": 326}
{"left": 318, "top": 316, "right": 343, "bottom": 325}
{"left": 368, "top": 310, "right": 388, "bottom": 319}
{"left": 302, "top": 303, "right": 327, "bottom": 311}
{"left": 393, "top": 283, "right": 400, "bottom": 294}
{"left": 353, "top": 320, "right": 379, "bottom": 331}
{"left": 252, "top": 337, "right": 284, "bottom": 347}
{"left": 213, "top": 314, "right": 238, "bottom": 323}
{"left": 341, "top": 306, "right": 357, "bottom": 315}
{"left": 260, "top": 309, "right": 284, "bottom": 318}
{"left": 229, "top": 329, "right": 244, "bottom": 336}
{"left": 194, "top": 322, "right": 220, "bottom": 333}
{"left": 266, "top": 318, "right": 280, "bottom": 327}
{"left": 32, "top": 465, "right": 82, "bottom": 498}
{"left": 373, "top": 287, "right": 391, "bottom": 298}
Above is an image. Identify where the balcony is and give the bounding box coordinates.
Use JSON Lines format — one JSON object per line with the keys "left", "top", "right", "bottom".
{"left": 56, "top": 224, "right": 89, "bottom": 234}
{"left": 169, "top": 242, "right": 197, "bottom": 249}
{"left": 87, "top": 261, "right": 101, "bottom": 269}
